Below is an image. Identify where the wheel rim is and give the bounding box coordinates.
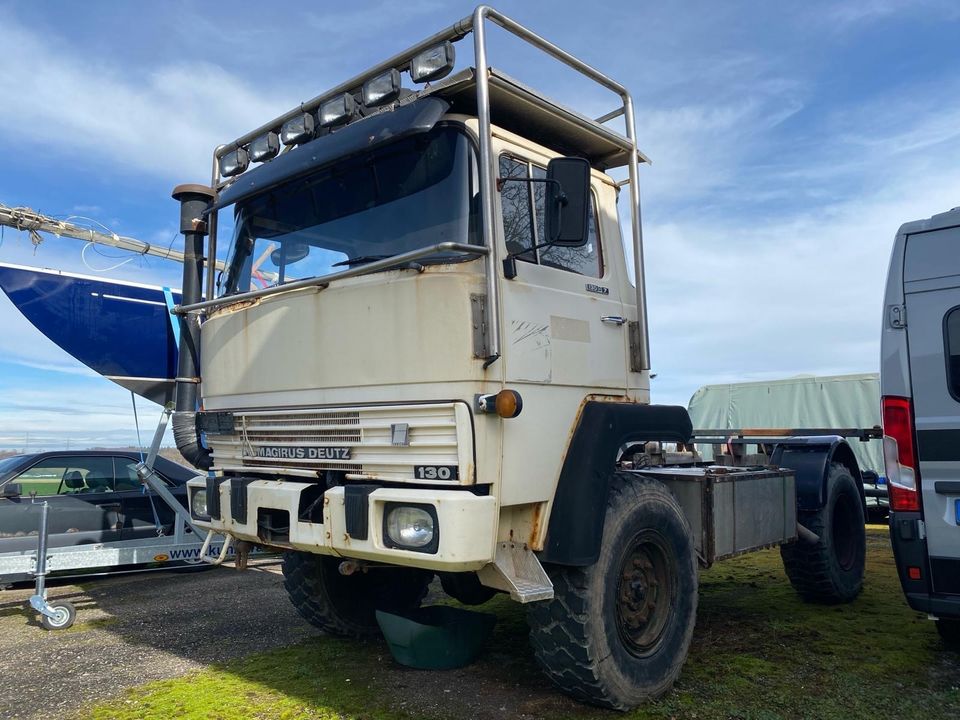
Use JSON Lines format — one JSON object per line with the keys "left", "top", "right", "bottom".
{"left": 47, "top": 607, "right": 70, "bottom": 628}
{"left": 615, "top": 531, "right": 676, "bottom": 657}
{"left": 832, "top": 491, "right": 858, "bottom": 571}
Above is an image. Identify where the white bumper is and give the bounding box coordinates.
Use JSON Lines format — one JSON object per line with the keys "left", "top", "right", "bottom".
{"left": 188, "top": 478, "right": 497, "bottom": 572}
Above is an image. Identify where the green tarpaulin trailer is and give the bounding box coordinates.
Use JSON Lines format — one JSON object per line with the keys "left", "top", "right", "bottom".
{"left": 688, "top": 373, "right": 886, "bottom": 513}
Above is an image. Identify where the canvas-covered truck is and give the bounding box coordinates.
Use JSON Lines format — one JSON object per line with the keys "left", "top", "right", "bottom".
{"left": 169, "top": 7, "right": 868, "bottom": 709}
{"left": 881, "top": 206, "right": 960, "bottom": 647}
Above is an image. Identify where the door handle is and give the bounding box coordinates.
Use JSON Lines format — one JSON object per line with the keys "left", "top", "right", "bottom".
{"left": 601, "top": 316, "right": 627, "bottom": 326}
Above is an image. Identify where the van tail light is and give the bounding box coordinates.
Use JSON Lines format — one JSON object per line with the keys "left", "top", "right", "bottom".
{"left": 882, "top": 396, "right": 921, "bottom": 512}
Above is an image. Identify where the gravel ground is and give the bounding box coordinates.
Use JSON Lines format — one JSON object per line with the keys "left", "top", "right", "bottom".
{"left": 0, "top": 562, "right": 318, "bottom": 720}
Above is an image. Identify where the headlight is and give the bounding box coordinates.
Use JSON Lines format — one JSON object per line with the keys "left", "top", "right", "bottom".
{"left": 384, "top": 504, "right": 437, "bottom": 551}
{"left": 410, "top": 42, "right": 455, "bottom": 83}
{"left": 219, "top": 147, "right": 249, "bottom": 177}
{"left": 362, "top": 69, "right": 401, "bottom": 107}
{"left": 318, "top": 93, "right": 357, "bottom": 128}
{"left": 249, "top": 132, "right": 280, "bottom": 163}
{"left": 191, "top": 488, "right": 208, "bottom": 519}
{"left": 281, "top": 112, "right": 315, "bottom": 145}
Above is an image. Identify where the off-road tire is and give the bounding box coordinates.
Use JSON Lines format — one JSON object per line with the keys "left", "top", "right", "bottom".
{"left": 528, "top": 474, "right": 698, "bottom": 710}
{"left": 780, "top": 462, "right": 865, "bottom": 603}
{"left": 936, "top": 618, "right": 960, "bottom": 648}
{"left": 282, "top": 551, "right": 432, "bottom": 637}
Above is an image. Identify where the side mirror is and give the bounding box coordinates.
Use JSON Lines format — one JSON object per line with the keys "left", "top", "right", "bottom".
{"left": 545, "top": 157, "right": 591, "bottom": 247}
{"left": 2, "top": 482, "right": 22, "bottom": 498}
{"left": 271, "top": 241, "right": 310, "bottom": 266}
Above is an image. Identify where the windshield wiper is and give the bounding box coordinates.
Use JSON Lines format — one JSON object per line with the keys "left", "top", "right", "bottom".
{"left": 331, "top": 255, "right": 424, "bottom": 272}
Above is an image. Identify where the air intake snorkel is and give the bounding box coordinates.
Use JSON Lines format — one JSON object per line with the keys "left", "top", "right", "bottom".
{"left": 171, "top": 184, "right": 216, "bottom": 470}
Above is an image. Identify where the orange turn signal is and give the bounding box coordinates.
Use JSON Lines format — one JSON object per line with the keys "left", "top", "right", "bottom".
{"left": 494, "top": 390, "right": 523, "bottom": 418}
{"left": 476, "top": 390, "right": 523, "bottom": 418}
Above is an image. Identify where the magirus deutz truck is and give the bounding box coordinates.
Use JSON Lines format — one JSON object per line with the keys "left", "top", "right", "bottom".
{"left": 171, "top": 6, "right": 869, "bottom": 709}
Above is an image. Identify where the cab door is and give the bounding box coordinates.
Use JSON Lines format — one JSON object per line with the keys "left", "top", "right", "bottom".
{"left": 903, "top": 222, "right": 960, "bottom": 592}
{"left": 497, "top": 153, "right": 628, "bottom": 390}
{"left": 495, "top": 150, "right": 628, "bottom": 507}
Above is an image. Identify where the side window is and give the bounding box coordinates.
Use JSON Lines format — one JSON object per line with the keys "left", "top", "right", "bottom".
{"left": 36, "top": 456, "right": 116, "bottom": 495}
{"left": 945, "top": 307, "right": 960, "bottom": 399}
{"left": 115, "top": 459, "right": 143, "bottom": 492}
{"left": 498, "top": 154, "right": 602, "bottom": 278}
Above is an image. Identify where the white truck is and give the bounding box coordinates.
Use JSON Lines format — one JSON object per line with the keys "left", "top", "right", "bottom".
{"left": 171, "top": 7, "right": 869, "bottom": 708}
{"left": 881, "top": 206, "right": 960, "bottom": 647}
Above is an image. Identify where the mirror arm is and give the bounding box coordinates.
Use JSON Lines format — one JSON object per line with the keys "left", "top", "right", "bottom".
{"left": 495, "top": 176, "right": 563, "bottom": 194}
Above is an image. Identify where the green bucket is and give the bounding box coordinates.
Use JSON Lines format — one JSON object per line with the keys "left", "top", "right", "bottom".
{"left": 376, "top": 605, "right": 497, "bottom": 670}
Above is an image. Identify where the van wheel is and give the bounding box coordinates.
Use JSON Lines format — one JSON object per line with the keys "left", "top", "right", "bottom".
{"left": 780, "top": 463, "right": 865, "bottom": 603}
{"left": 282, "top": 552, "right": 432, "bottom": 638}
{"left": 527, "top": 474, "right": 698, "bottom": 710}
{"left": 936, "top": 618, "right": 960, "bottom": 648}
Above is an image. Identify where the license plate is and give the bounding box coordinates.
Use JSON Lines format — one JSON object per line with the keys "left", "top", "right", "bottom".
{"left": 955, "top": 499, "right": 960, "bottom": 524}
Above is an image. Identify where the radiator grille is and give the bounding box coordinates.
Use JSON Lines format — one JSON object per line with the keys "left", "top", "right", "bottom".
{"left": 208, "top": 404, "right": 465, "bottom": 483}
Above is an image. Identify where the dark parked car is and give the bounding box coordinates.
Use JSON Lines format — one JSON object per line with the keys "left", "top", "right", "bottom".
{"left": 0, "top": 451, "right": 196, "bottom": 557}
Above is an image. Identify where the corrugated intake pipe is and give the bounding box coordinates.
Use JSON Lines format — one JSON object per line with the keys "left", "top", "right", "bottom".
{"left": 171, "top": 184, "right": 216, "bottom": 470}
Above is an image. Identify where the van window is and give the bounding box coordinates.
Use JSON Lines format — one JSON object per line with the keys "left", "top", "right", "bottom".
{"left": 498, "top": 155, "right": 602, "bottom": 278}
{"left": 945, "top": 307, "right": 960, "bottom": 399}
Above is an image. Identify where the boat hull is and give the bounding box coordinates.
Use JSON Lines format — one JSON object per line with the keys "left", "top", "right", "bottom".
{"left": 0, "top": 263, "right": 179, "bottom": 405}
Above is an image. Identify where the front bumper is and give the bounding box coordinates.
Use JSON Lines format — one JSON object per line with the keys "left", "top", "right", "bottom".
{"left": 188, "top": 477, "right": 497, "bottom": 572}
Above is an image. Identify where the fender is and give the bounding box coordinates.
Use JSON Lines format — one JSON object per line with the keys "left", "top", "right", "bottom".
{"left": 769, "top": 436, "right": 866, "bottom": 513}
{"left": 539, "top": 402, "right": 693, "bottom": 566}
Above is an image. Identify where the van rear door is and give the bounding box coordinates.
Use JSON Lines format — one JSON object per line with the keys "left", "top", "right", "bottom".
{"left": 903, "top": 221, "right": 960, "bottom": 594}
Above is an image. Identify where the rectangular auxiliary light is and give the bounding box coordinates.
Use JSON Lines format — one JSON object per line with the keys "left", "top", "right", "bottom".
{"left": 219, "top": 147, "right": 249, "bottom": 177}
{"left": 280, "top": 113, "right": 315, "bottom": 145}
{"left": 362, "top": 69, "right": 401, "bottom": 107}
{"left": 410, "top": 42, "right": 455, "bottom": 83}
{"left": 249, "top": 132, "right": 280, "bottom": 162}
{"left": 318, "top": 93, "right": 357, "bottom": 128}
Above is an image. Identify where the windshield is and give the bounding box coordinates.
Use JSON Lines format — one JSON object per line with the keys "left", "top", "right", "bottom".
{"left": 0, "top": 454, "right": 29, "bottom": 482}
{"left": 221, "top": 125, "right": 479, "bottom": 296}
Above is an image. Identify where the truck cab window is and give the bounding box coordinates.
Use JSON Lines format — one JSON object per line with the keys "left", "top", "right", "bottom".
{"left": 498, "top": 154, "right": 602, "bottom": 278}
{"left": 945, "top": 307, "right": 960, "bottom": 399}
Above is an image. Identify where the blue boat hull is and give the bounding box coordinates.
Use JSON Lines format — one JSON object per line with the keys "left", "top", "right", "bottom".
{"left": 0, "top": 263, "right": 179, "bottom": 405}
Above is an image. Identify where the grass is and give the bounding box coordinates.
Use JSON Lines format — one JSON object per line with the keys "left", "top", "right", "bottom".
{"left": 79, "top": 529, "right": 959, "bottom": 720}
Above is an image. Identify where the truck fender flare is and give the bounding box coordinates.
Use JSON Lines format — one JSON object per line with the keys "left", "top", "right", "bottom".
{"left": 769, "top": 437, "right": 866, "bottom": 513}
{"left": 538, "top": 402, "right": 693, "bottom": 567}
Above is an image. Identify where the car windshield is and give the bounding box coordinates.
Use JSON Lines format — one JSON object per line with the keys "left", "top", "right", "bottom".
{"left": 0, "top": 454, "right": 29, "bottom": 480}
{"left": 220, "top": 125, "right": 479, "bottom": 296}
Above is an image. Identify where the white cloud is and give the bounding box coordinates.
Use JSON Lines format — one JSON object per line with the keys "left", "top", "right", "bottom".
{"left": 0, "top": 13, "right": 291, "bottom": 182}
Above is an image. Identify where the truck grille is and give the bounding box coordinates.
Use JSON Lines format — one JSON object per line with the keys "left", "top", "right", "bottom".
{"left": 207, "top": 403, "right": 468, "bottom": 483}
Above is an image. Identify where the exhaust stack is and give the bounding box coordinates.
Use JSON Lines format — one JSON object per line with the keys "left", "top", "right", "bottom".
{"left": 171, "top": 184, "right": 216, "bottom": 470}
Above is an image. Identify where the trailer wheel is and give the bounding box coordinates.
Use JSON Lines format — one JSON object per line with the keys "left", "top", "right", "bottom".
{"left": 780, "top": 462, "right": 865, "bottom": 603}
{"left": 936, "top": 618, "right": 960, "bottom": 648}
{"left": 281, "top": 552, "right": 431, "bottom": 638}
{"left": 528, "top": 474, "right": 698, "bottom": 710}
{"left": 40, "top": 600, "right": 76, "bottom": 631}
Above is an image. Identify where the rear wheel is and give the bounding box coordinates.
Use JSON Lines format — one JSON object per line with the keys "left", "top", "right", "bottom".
{"left": 528, "top": 474, "right": 698, "bottom": 710}
{"left": 780, "top": 462, "right": 865, "bottom": 603}
{"left": 281, "top": 552, "right": 432, "bottom": 637}
{"left": 936, "top": 618, "right": 960, "bottom": 648}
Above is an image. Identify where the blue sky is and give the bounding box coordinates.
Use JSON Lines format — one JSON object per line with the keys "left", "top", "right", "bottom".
{"left": 1, "top": 0, "right": 959, "bottom": 450}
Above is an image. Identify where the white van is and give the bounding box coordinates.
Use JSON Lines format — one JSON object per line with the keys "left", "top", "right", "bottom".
{"left": 881, "top": 206, "right": 960, "bottom": 646}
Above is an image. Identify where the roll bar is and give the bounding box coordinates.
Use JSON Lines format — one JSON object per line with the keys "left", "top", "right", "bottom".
{"left": 202, "top": 5, "right": 650, "bottom": 370}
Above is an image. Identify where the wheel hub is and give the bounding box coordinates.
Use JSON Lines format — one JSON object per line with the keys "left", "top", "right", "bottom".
{"left": 615, "top": 534, "right": 674, "bottom": 657}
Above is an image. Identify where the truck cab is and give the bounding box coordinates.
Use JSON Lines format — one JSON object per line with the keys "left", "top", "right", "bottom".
{"left": 881, "top": 206, "right": 960, "bottom": 646}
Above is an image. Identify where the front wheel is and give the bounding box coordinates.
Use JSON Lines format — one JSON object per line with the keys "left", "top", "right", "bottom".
{"left": 780, "top": 462, "right": 865, "bottom": 604}
{"left": 528, "top": 474, "right": 698, "bottom": 710}
{"left": 282, "top": 552, "right": 432, "bottom": 638}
